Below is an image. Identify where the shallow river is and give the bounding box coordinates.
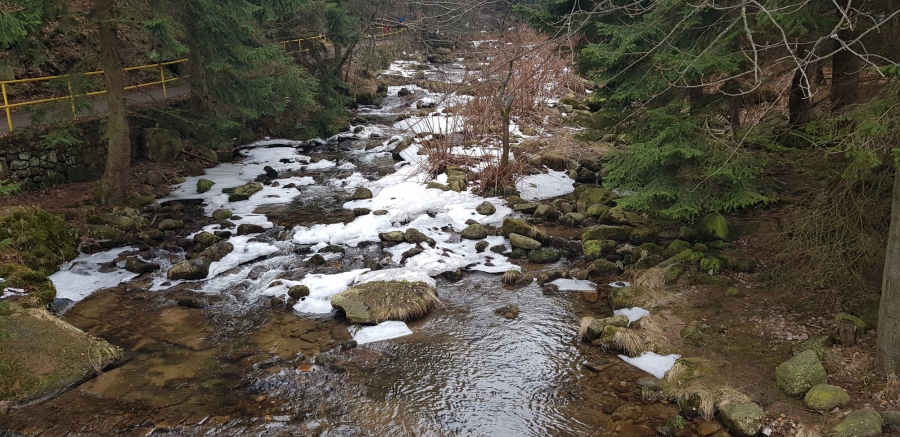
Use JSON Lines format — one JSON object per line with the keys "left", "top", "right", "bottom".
{"left": 2, "top": 60, "right": 677, "bottom": 436}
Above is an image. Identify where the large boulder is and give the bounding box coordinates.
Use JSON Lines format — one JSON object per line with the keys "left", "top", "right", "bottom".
{"left": 574, "top": 185, "right": 617, "bottom": 206}
{"left": 350, "top": 188, "right": 373, "bottom": 200}
{"left": 509, "top": 233, "right": 541, "bottom": 250}
{"left": 198, "top": 242, "right": 234, "bottom": 263}
{"left": 331, "top": 281, "right": 440, "bottom": 324}
{"left": 528, "top": 248, "right": 560, "bottom": 264}
{"left": 804, "top": 384, "right": 850, "bottom": 411}
{"left": 476, "top": 201, "right": 497, "bottom": 215}
{"left": 583, "top": 239, "right": 617, "bottom": 261}
{"left": 141, "top": 128, "right": 183, "bottom": 163}
{"left": 0, "top": 306, "right": 122, "bottom": 406}
{"left": 698, "top": 213, "right": 736, "bottom": 242}
{"left": 461, "top": 224, "right": 489, "bottom": 240}
{"left": 718, "top": 401, "right": 766, "bottom": 437}
{"left": 828, "top": 408, "right": 884, "bottom": 437}
{"left": 776, "top": 350, "right": 828, "bottom": 396}
{"left": 502, "top": 218, "right": 546, "bottom": 242}
{"left": 404, "top": 228, "right": 435, "bottom": 247}
{"left": 533, "top": 205, "right": 559, "bottom": 222}
{"left": 167, "top": 258, "right": 211, "bottom": 281}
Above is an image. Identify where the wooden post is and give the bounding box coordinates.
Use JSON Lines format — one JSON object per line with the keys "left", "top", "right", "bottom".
{"left": 2, "top": 82, "right": 12, "bottom": 132}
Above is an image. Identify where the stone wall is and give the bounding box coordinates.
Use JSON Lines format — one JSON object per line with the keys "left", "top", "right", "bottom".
{"left": 0, "top": 120, "right": 108, "bottom": 191}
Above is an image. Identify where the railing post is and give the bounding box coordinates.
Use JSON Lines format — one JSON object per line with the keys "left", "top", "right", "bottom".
{"left": 66, "top": 78, "right": 76, "bottom": 118}
{"left": 2, "top": 82, "right": 12, "bottom": 132}
{"left": 159, "top": 63, "right": 168, "bottom": 99}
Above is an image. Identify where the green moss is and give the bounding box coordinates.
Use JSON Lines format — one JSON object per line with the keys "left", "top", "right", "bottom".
{"left": 0, "top": 207, "right": 79, "bottom": 274}
{"left": 0, "top": 263, "right": 57, "bottom": 307}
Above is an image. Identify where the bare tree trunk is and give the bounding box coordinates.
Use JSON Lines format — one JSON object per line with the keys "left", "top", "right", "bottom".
{"left": 789, "top": 50, "right": 815, "bottom": 126}
{"left": 832, "top": 35, "right": 860, "bottom": 111}
{"left": 93, "top": 0, "right": 131, "bottom": 205}
{"left": 878, "top": 167, "right": 900, "bottom": 373}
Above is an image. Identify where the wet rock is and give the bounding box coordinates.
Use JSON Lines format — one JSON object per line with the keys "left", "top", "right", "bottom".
{"left": 506, "top": 195, "right": 526, "bottom": 207}
{"left": 426, "top": 182, "right": 449, "bottom": 191}
{"left": 528, "top": 248, "right": 560, "bottom": 264}
{"left": 124, "top": 256, "right": 160, "bottom": 274}
{"left": 0, "top": 264, "right": 56, "bottom": 307}
{"left": 583, "top": 239, "right": 616, "bottom": 261}
{"left": 341, "top": 339, "right": 358, "bottom": 350}
{"left": 288, "top": 285, "right": 310, "bottom": 299}
{"left": 461, "top": 224, "right": 488, "bottom": 240}
{"left": 398, "top": 87, "right": 411, "bottom": 97}
{"left": 590, "top": 259, "right": 621, "bottom": 275}
{"left": 199, "top": 242, "right": 234, "bottom": 262}
{"left": 575, "top": 168, "right": 597, "bottom": 184}
{"left": 0, "top": 306, "right": 122, "bottom": 406}
{"left": 350, "top": 187, "right": 373, "bottom": 200}
{"left": 558, "top": 212, "right": 585, "bottom": 227}
{"left": 828, "top": 408, "right": 884, "bottom": 437}
{"left": 574, "top": 185, "right": 617, "bottom": 206}
{"left": 717, "top": 401, "right": 765, "bottom": 437}
{"left": 223, "top": 182, "right": 263, "bottom": 202}
{"left": 629, "top": 227, "right": 656, "bottom": 245}
{"left": 679, "top": 226, "right": 697, "bottom": 242}
{"left": 167, "top": 258, "right": 210, "bottom": 280}
{"left": 512, "top": 202, "right": 540, "bottom": 214}
{"left": 585, "top": 203, "right": 610, "bottom": 219}
{"left": 237, "top": 224, "right": 266, "bottom": 235}
{"left": 664, "top": 239, "right": 693, "bottom": 258}
{"left": 579, "top": 315, "right": 629, "bottom": 341}
{"left": 353, "top": 208, "right": 372, "bottom": 216}
{"left": 494, "top": 304, "right": 520, "bottom": 319}
{"left": 582, "top": 225, "right": 631, "bottom": 243}
{"left": 698, "top": 213, "right": 736, "bottom": 242}
{"left": 509, "top": 233, "right": 541, "bottom": 250}
{"left": 533, "top": 205, "right": 559, "bottom": 222}
{"left": 373, "top": 210, "right": 388, "bottom": 216}
{"left": 320, "top": 245, "right": 345, "bottom": 254}
{"left": 270, "top": 296, "right": 286, "bottom": 308}
{"left": 193, "top": 231, "right": 222, "bottom": 250}
{"left": 475, "top": 241, "right": 489, "bottom": 253}
{"left": 476, "top": 201, "right": 496, "bottom": 215}
{"left": 212, "top": 208, "right": 233, "bottom": 220}
{"left": 263, "top": 166, "right": 279, "bottom": 179}
{"left": 87, "top": 225, "right": 126, "bottom": 247}
{"left": 197, "top": 178, "right": 215, "bottom": 194}
{"left": 609, "top": 286, "right": 643, "bottom": 310}
{"left": 441, "top": 269, "right": 464, "bottom": 281}
{"left": 501, "top": 218, "right": 546, "bottom": 242}
{"left": 405, "top": 228, "right": 436, "bottom": 247}
{"left": 401, "top": 246, "right": 424, "bottom": 263}
{"left": 331, "top": 280, "right": 440, "bottom": 324}
{"left": 379, "top": 231, "right": 406, "bottom": 243}
{"left": 490, "top": 244, "right": 508, "bottom": 254}
{"left": 804, "top": 384, "right": 850, "bottom": 411}
{"left": 776, "top": 350, "right": 828, "bottom": 396}
{"left": 158, "top": 219, "right": 184, "bottom": 231}
{"left": 308, "top": 254, "right": 326, "bottom": 266}
{"left": 176, "top": 297, "right": 205, "bottom": 308}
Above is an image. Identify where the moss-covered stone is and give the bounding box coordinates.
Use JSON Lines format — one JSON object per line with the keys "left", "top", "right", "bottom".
{"left": 698, "top": 213, "right": 736, "bottom": 242}
{"left": 583, "top": 239, "right": 616, "bottom": 261}
{"left": 559, "top": 212, "right": 586, "bottom": 227}
{"left": 197, "top": 178, "right": 215, "bottom": 194}
{"left": 708, "top": 239, "right": 726, "bottom": 250}
{"left": 0, "top": 207, "right": 79, "bottom": 274}
{"left": 331, "top": 280, "right": 439, "bottom": 324}
{"left": 776, "top": 350, "right": 828, "bottom": 396}
{"left": 574, "top": 185, "right": 617, "bottom": 206}
{"left": 476, "top": 201, "right": 496, "bottom": 215}
{"left": 579, "top": 315, "right": 629, "bottom": 341}
{"left": 804, "top": 384, "right": 850, "bottom": 411}
{"left": 494, "top": 304, "right": 520, "bottom": 319}
{"left": 582, "top": 225, "right": 631, "bottom": 243}
{"left": 141, "top": 127, "right": 183, "bottom": 163}
{"left": 475, "top": 241, "right": 489, "bottom": 253}
{"left": 600, "top": 207, "right": 641, "bottom": 226}
{"left": 350, "top": 187, "right": 373, "bottom": 200}
{"left": 193, "top": 232, "right": 222, "bottom": 251}
{"left": 836, "top": 313, "right": 868, "bottom": 331}
{"left": 504, "top": 231, "right": 540, "bottom": 251}
{"left": 158, "top": 219, "right": 184, "bottom": 231}
{"left": 404, "top": 228, "right": 435, "bottom": 247}
{"left": 288, "top": 285, "right": 310, "bottom": 299}
{"left": 718, "top": 401, "right": 765, "bottom": 437}
{"left": 828, "top": 408, "right": 884, "bottom": 437}
{"left": 0, "top": 307, "right": 122, "bottom": 404}
{"left": 585, "top": 203, "right": 610, "bottom": 219}
{"left": 223, "top": 182, "right": 263, "bottom": 202}
{"left": 692, "top": 243, "right": 709, "bottom": 253}
{"left": 591, "top": 259, "right": 620, "bottom": 275}
{"left": 506, "top": 195, "right": 526, "bottom": 207}
{"left": 198, "top": 242, "right": 234, "bottom": 263}
{"left": 212, "top": 209, "right": 233, "bottom": 220}
{"left": 609, "top": 286, "right": 643, "bottom": 310}
{"left": 512, "top": 203, "right": 540, "bottom": 214}
{"left": 167, "top": 258, "right": 210, "bottom": 281}
{"left": 501, "top": 218, "right": 546, "bottom": 242}
{"left": 732, "top": 257, "right": 758, "bottom": 273}
{"left": 664, "top": 240, "right": 693, "bottom": 258}
{"left": 426, "top": 182, "right": 449, "bottom": 191}
{"left": 237, "top": 224, "right": 266, "bottom": 236}
{"left": 461, "top": 224, "right": 489, "bottom": 240}
{"left": 700, "top": 256, "right": 724, "bottom": 275}
{"left": 0, "top": 264, "right": 56, "bottom": 307}
{"left": 533, "top": 205, "right": 559, "bottom": 222}
{"left": 528, "top": 248, "right": 561, "bottom": 264}
{"left": 632, "top": 243, "right": 663, "bottom": 264}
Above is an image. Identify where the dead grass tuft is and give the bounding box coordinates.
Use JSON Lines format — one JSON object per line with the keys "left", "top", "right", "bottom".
{"left": 634, "top": 266, "right": 670, "bottom": 290}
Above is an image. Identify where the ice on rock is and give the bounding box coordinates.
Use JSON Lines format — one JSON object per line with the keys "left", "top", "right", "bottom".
{"left": 614, "top": 307, "right": 651, "bottom": 323}
{"left": 50, "top": 247, "right": 139, "bottom": 302}
{"left": 548, "top": 278, "right": 597, "bottom": 291}
{"left": 351, "top": 321, "right": 413, "bottom": 344}
{"left": 292, "top": 269, "right": 370, "bottom": 314}
{"left": 516, "top": 169, "right": 575, "bottom": 201}
{"left": 618, "top": 352, "right": 681, "bottom": 379}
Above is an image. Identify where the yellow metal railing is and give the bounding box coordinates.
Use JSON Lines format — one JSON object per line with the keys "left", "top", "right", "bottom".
{"left": 282, "top": 34, "right": 329, "bottom": 54}
{"left": 365, "top": 27, "right": 407, "bottom": 40}
{"left": 1, "top": 59, "right": 188, "bottom": 132}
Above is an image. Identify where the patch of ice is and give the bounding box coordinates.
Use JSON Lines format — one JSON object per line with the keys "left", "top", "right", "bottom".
{"left": 50, "top": 247, "right": 139, "bottom": 302}
{"left": 516, "top": 169, "right": 575, "bottom": 201}
{"left": 292, "top": 269, "right": 370, "bottom": 314}
{"left": 548, "top": 278, "right": 597, "bottom": 291}
{"left": 614, "top": 307, "right": 651, "bottom": 323}
{"left": 609, "top": 281, "right": 631, "bottom": 288}
{"left": 618, "top": 352, "right": 681, "bottom": 379}
{"left": 351, "top": 320, "right": 413, "bottom": 344}
{"left": 207, "top": 235, "right": 280, "bottom": 278}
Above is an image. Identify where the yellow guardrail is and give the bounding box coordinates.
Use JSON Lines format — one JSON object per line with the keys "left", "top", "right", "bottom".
{"left": 365, "top": 27, "right": 407, "bottom": 40}
{"left": 1, "top": 34, "right": 334, "bottom": 132}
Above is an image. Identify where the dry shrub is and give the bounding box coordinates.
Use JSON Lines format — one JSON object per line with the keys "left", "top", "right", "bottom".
{"left": 634, "top": 266, "right": 670, "bottom": 290}
{"left": 612, "top": 328, "right": 648, "bottom": 357}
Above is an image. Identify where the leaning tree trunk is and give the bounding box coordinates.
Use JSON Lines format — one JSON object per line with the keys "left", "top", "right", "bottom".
{"left": 788, "top": 50, "right": 815, "bottom": 126}
{"left": 93, "top": 0, "right": 131, "bottom": 205}
{"left": 832, "top": 32, "right": 860, "bottom": 111}
{"left": 878, "top": 166, "right": 900, "bottom": 373}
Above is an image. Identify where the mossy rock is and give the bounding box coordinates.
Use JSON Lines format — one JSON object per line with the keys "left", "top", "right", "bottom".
{"left": 0, "top": 264, "right": 56, "bottom": 307}
{"left": 559, "top": 212, "right": 585, "bottom": 227}
{"left": 158, "top": 219, "right": 184, "bottom": 231}
{"left": 509, "top": 233, "right": 541, "bottom": 250}
{"left": 528, "top": 248, "right": 561, "bottom": 264}
{"left": 690, "top": 274, "right": 730, "bottom": 287}
{"left": 609, "top": 286, "right": 644, "bottom": 310}
{"left": 579, "top": 315, "right": 629, "bottom": 341}
{"left": 732, "top": 257, "right": 758, "bottom": 273}
{"left": 804, "top": 384, "right": 850, "bottom": 411}
{"left": 664, "top": 240, "right": 693, "bottom": 258}
{"left": 632, "top": 243, "right": 663, "bottom": 264}
{"left": 350, "top": 188, "right": 373, "bottom": 200}
{"left": 0, "top": 207, "right": 79, "bottom": 274}
{"left": 426, "top": 182, "right": 449, "bottom": 191}
{"left": 87, "top": 225, "right": 126, "bottom": 246}
{"left": 331, "top": 280, "right": 439, "bottom": 324}
{"left": 581, "top": 225, "right": 631, "bottom": 243}
{"left": 461, "top": 224, "right": 489, "bottom": 240}
{"left": 776, "top": 350, "right": 827, "bottom": 396}
{"left": 404, "top": 228, "right": 435, "bottom": 247}
{"left": 699, "top": 256, "right": 724, "bottom": 275}
{"left": 533, "top": 205, "right": 559, "bottom": 222}
{"left": 591, "top": 259, "right": 620, "bottom": 275}
{"left": 629, "top": 227, "right": 656, "bottom": 245}
{"left": 141, "top": 127, "right": 183, "bottom": 163}
{"left": 476, "top": 201, "right": 496, "bottom": 215}
{"left": 828, "top": 408, "right": 884, "bottom": 437}
{"left": 197, "top": 178, "right": 215, "bottom": 194}
{"left": 718, "top": 401, "right": 765, "bottom": 437}
{"left": 193, "top": 231, "right": 222, "bottom": 250}
{"left": 223, "top": 182, "right": 263, "bottom": 202}
{"left": 288, "top": 285, "right": 310, "bottom": 299}
{"left": 512, "top": 203, "right": 540, "bottom": 214}
{"left": 501, "top": 218, "right": 546, "bottom": 242}
{"left": 692, "top": 243, "right": 709, "bottom": 253}
{"left": 697, "top": 213, "right": 736, "bottom": 242}
{"left": 573, "top": 185, "right": 617, "bottom": 206}
{"left": 506, "top": 195, "right": 526, "bottom": 207}
{"left": 0, "top": 307, "right": 122, "bottom": 404}
{"left": 198, "top": 242, "right": 234, "bottom": 263}
{"left": 585, "top": 203, "right": 610, "bottom": 219}
{"left": 835, "top": 313, "right": 868, "bottom": 332}
{"left": 599, "top": 207, "right": 641, "bottom": 226}
{"left": 212, "top": 209, "right": 233, "bottom": 220}
{"left": 167, "top": 258, "right": 211, "bottom": 281}
{"left": 583, "top": 239, "right": 616, "bottom": 261}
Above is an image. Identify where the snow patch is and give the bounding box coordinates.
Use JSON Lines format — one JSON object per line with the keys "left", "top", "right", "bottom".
{"left": 614, "top": 307, "right": 651, "bottom": 323}
{"left": 618, "top": 352, "right": 681, "bottom": 379}
{"left": 351, "top": 320, "right": 413, "bottom": 344}
{"left": 548, "top": 278, "right": 597, "bottom": 291}
{"left": 516, "top": 170, "right": 575, "bottom": 201}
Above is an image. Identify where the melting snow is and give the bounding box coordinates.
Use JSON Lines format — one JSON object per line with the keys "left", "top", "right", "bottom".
{"left": 351, "top": 320, "right": 413, "bottom": 344}
{"left": 618, "top": 352, "right": 681, "bottom": 379}
{"left": 50, "top": 247, "right": 139, "bottom": 302}
{"left": 516, "top": 170, "right": 575, "bottom": 201}
{"left": 614, "top": 307, "right": 651, "bottom": 323}
{"left": 548, "top": 278, "right": 597, "bottom": 291}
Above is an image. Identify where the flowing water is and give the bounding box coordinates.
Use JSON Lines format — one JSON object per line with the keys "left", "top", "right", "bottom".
{"left": 1, "top": 60, "right": 678, "bottom": 436}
